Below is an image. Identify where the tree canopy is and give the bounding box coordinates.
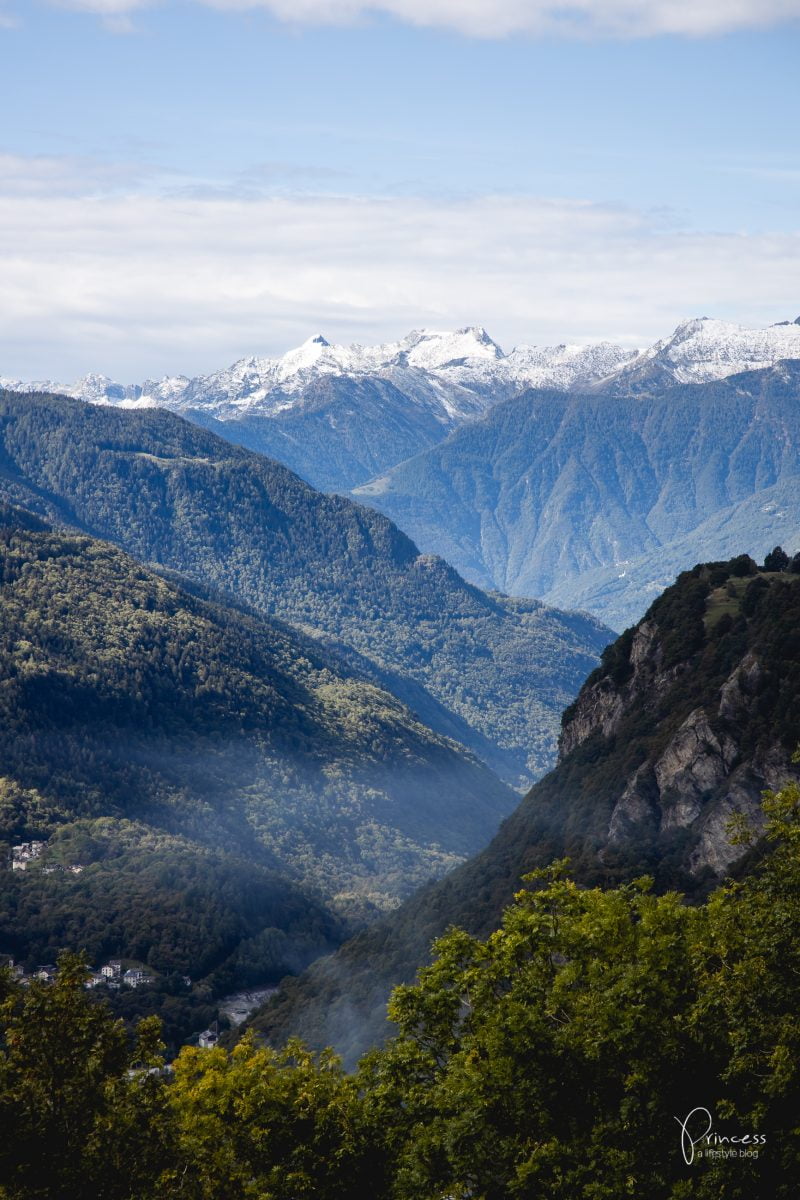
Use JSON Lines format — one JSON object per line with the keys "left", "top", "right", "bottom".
{"left": 2, "top": 780, "right": 799, "bottom": 1198}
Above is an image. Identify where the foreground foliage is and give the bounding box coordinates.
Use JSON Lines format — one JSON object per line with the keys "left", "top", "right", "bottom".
{"left": 2, "top": 784, "right": 799, "bottom": 1198}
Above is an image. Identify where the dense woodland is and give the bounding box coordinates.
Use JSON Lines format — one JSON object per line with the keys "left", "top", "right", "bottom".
{"left": 0, "top": 509, "right": 519, "bottom": 1044}
{"left": 1, "top": 780, "right": 799, "bottom": 1198}
{"left": 0, "top": 390, "right": 610, "bottom": 784}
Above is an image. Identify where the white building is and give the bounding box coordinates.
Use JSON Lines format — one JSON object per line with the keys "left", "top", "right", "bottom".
{"left": 11, "top": 841, "right": 45, "bottom": 871}
{"left": 123, "top": 968, "right": 155, "bottom": 988}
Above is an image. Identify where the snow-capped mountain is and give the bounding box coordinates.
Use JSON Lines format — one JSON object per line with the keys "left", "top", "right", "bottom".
{"left": 0, "top": 326, "right": 637, "bottom": 421}
{"left": 3, "top": 317, "right": 799, "bottom": 493}
{"left": 0, "top": 326, "right": 639, "bottom": 490}
{"left": 600, "top": 315, "right": 800, "bottom": 392}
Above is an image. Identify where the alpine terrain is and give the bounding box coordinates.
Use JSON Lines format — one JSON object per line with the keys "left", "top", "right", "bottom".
{"left": 1, "top": 327, "right": 637, "bottom": 492}
{"left": 0, "top": 390, "right": 610, "bottom": 786}
{"left": 355, "top": 336, "right": 800, "bottom": 630}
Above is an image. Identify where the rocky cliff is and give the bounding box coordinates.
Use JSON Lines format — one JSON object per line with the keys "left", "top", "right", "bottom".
{"left": 559, "top": 593, "right": 797, "bottom": 880}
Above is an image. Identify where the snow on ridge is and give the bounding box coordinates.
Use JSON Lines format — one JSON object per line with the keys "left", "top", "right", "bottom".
{"left": 5, "top": 317, "right": 799, "bottom": 422}
{"left": 609, "top": 315, "right": 800, "bottom": 386}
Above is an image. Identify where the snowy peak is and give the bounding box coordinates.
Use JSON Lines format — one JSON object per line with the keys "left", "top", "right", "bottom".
{"left": 6, "top": 317, "right": 800, "bottom": 429}
{"left": 610, "top": 316, "right": 800, "bottom": 387}
{"left": 399, "top": 326, "right": 505, "bottom": 370}
{"left": 274, "top": 333, "right": 339, "bottom": 382}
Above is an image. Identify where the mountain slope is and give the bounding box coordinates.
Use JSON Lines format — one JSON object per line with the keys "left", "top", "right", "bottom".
{"left": 4, "top": 318, "right": 798, "bottom": 497}
{"left": 0, "top": 390, "right": 610, "bottom": 785}
{"left": 0, "top": 506, "right": 520, "bottom": 993}
{"left": 252, "top": 553, "right": 800, "bottom": 1064}
{"left": 1, "top": 328, "right": 636, "bottom": 492}
{"left": 544, "top": 475, "right": 800, "bottom": 629}
{"left": 182, "top": 372, "right": 470, "bottom": 494}
{"left": 354, "top": 361, "right": 800, "bottom": 629}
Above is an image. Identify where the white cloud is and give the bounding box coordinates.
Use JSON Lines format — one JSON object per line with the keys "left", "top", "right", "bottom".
{"left": 1, "top": 155, "right": 799, "bottom": 380}
{"left": 46, "top": 0, "right": 800, "bottom": 38}
{"left": 0, "top": 153, "right": 161, "bottom": 196}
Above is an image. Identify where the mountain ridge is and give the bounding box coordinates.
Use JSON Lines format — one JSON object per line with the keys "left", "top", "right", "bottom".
{"left": 0, "top": 390, "right": 610, "bottom": 786}
{"left": 4, "top": 317, "right": 798, "bottom": 496}
{"left": 354, "top": 360, "right": 800, "bottom": 629}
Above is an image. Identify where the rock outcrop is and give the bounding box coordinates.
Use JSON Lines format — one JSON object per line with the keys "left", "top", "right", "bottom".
{"left": 558, "top": 565, "right": 800, "bottom": 879}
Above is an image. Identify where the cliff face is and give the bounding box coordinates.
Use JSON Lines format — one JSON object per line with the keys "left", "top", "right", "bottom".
{"left": 558, "top": 620, "right": 671, "bottom": 758}
{"left": 558, "top": 570, "right": 799, "bottom": 879}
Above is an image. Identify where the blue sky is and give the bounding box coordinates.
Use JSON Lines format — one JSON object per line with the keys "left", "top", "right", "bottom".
{"left": 1, "top": 1, "right": 799, "bottom": 379}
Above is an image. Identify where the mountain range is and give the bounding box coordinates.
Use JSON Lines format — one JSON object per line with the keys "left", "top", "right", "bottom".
{"left": 251, "top": 552, "right": 800, "bottom": 1065}
{"left": 355, "top": 357, "right": 800, "bottom": 630}
{"left": 4, "top": 315, "right": 800, "bottom": 1063}
{"left": 3, "top": 318, "right": 799, "bottom": 500}
{"left": 1, "top": 326, "right": 637, "bottom": 493}
{"left": 4, "top": 319, "right": 799, "bottom": 631}
{"left": 0, "top": 389, "right": 609, "bottom": 786}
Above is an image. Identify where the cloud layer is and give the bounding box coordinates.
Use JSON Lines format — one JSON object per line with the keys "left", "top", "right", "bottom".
{"left": 1, "top": 154, "right": 799, "bottom": 380}
{"left": 45, "top": 0, "right": 800, "bottom": 38}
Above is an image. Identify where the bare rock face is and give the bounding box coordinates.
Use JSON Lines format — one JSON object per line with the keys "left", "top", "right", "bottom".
{"left": 562, "top": 602, "right": 798, "bottom": 880}
{"left": 690, "top": 744, "right": 794, "bottom": 876}
{"left": 559, "top": 622, "right": 665, "bottom": 759}
{"left": 606, "top": 711, "right": 738, "bottom": 846}
{"left": 607, "top": 766, "right": 659, "bottom": 843}
{"left": 654, "top": 710, "right": 738, "bottom": 828}
{"left": 558, "top": 679, "right": 626, "bottom": 760}
{"left": 718, "top": 653, "right": 762, "bottom": 721}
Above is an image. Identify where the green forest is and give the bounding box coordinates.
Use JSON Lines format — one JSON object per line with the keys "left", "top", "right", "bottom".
{"left": 2, "top": 780, "right": 798, "bottom": 1198}
{"left": 0, "top": 509, "right": 520, "bottom": 1046}
{"left": 0, "top": 389, "right": 610, "bottom": 784}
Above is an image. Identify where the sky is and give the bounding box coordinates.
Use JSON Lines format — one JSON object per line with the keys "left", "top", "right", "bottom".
{"left": 1, "top": 0, "right": 799, "bottom": 380}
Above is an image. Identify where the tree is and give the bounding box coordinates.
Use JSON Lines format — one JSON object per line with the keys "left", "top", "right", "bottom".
{"left": 763, "top": 546, "right": 790, "bottom": 572}
{"left": 729, "top": 554, "right": 758, "bottom": 577}
{"left": 363, "top": 780, "right": 800, "bottom": 1199}
{"left": 162, "top": 1034, "right": 380, "bottom": 1199}
{"left": 0, "top": 953, "right": 172, "bottom": 1199}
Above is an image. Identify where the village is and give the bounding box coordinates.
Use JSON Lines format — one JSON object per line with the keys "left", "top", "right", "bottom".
{"left": 7, "top": 838, "right": 84, "bottom": 875}
{"left": 3, "top": 840, "right": 273, "bottom": 1051}
{"left": 2, "top": 953, "right": 158, "bottom": 991}
{"left": 2, "top": 952, "right": 224, "bottom": 1052}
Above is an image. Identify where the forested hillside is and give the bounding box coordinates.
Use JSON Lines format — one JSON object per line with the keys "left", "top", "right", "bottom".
{"left": 253, "top": 553, "right": 800, "bottom": 1063}
{"left": 0, "top": 509, "right": 517, "bottom": 1014}
{"left": 4, "top": 778, "right": 800, "bottom": 1198}
{"left": 0, "top": 390, "right": 610, "bottom": 784}
{"left": 355, "top": 362, "right": 800, "bottom": 629}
